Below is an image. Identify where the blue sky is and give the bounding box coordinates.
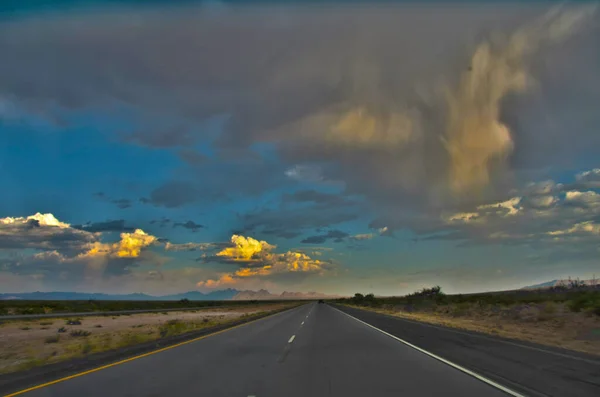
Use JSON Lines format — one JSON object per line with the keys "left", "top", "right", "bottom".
{"left": 1, "top": 1, "right": 600, "bottom": 295}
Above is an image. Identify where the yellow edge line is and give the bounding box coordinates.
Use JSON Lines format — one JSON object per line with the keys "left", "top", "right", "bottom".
{"left": 4, "top": 307, "right": 293, "bottom": 397}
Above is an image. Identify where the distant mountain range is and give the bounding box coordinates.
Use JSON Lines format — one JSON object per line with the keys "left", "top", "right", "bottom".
{"left": 522, "top": 278, "right": 600, "bottom": 290}
{"left": 0, "top": 289, "right": 339, "bottom": 301}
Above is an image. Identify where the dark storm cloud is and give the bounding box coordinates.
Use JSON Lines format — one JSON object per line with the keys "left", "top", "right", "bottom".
{"left": 282, "top": 190, "right": 357, "bottom": 207}
{"left": 144, "top": 181, "right": 200, "bottom": 208}
{"left": 1, "top": 5, "right": 598, "bottom": 216}
{"left": 300, "top": 230, "right": 349, "bottom": 244}
{"left": 92, "top": 192, "right": 133, "bottom": 210}
{"left": 142, "top": 159, "right": 291, "bottom": 207}
{"left": 173, "top": 220, "right": 204, "bottom": 232}
{"left": 0, "top": 3, "right": 597, "bottom": 258}
{"left": 178, "top": 149, "right": 208, "bottom": 165}
{"left": 242, "top": 205, "right": 359, "bottom": 240}
{"left": 149, "top": 217, "right": 172, "bottom": 227}
{"left": 112, "top": 198, "right": 132, "bottom": 209}
{"left": 123, "top": 126, "right": 196, "bottom": 148}
{"left": 261, "top": 229, "right": 302, "bottom": 239}
{"left": 73, "top": 219, "right": 135, "bottom": 233}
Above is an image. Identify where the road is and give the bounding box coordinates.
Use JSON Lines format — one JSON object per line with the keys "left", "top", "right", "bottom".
{"left": 3, "top": 303, "right": 599, "bottom": 397}
{"left": 335, "top": 304, "right": 600, "bottom": 397}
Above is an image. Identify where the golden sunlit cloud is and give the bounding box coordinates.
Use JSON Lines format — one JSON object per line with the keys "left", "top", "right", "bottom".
{"left": 197, "top": 234, "right": 330, "bottom": 289}
{"left": 80, "top": 229, "right": 157, "bottom": 259}
{"left": 216, "top": 234, "right": 276, "bottom": 262}
{"left": 197, "top": 274, "right": 237, "bottom": 288}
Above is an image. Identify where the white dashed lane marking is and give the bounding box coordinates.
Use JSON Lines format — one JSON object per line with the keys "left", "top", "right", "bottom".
{"left": 288, "top": 335, "right": 296, "bottom": 343}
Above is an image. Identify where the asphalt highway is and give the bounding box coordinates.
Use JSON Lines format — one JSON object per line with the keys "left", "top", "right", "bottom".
{"left": 5, "top": 303, "right": 513, "bottom": 396}
{"left": 6, "top": 302, "right": 598, "bottom": 397}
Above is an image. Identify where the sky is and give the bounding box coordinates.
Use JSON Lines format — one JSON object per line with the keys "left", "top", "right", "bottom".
{"left": 1, "top": 0, "right": 600, "bottom": 296}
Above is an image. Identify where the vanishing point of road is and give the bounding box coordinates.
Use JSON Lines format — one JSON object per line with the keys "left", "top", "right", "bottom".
{"left": 3, "top": 303, "right": 600, "bottom": 397}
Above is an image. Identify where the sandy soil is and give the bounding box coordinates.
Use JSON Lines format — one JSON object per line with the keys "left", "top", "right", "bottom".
{"left": 348, "top": 302, "right": 600, "bottom": 356}
{"left": 0, "top": 303, "right": 290, "bottom": 374}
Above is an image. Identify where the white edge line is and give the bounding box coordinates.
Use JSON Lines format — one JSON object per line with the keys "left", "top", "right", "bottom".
{"left": 288, "top": 335, "right": 296, "bottom": 343}
{"left": 361, "top": 307, "right": 599, "bottom": 365}
{"left": 331, "top": 306, "right": 526, "bottom": 397}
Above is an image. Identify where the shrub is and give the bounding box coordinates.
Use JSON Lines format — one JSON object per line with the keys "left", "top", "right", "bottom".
{"left": 39, "top": 321, "right": 53, "bottom": 326}
{"left": 20, "top": 326, "right": 31, "bottom": 331}
{"left": 118, "top": 333, "right": 145, "bottom": 347}
{"left": 159, "top": 319, "right": 187, "bottom": 337}
{"left": 567, "top": 293, "right": 600, "bottom": 313}
{"left": 94, "top": 324, "right": 103, "bottom": 328}
{"left": 70, "top": 330, "right": 91, "bottom": 337}
{"left": 45, "top": 335, "right": 60, "bottom": 344}
{"left": 57, "top": 327, "right": 67, "bottom": 333}
{"left": 538, "top": 302, "right": 558, "bottom": 321}
{"left": 66, "top": 319, "right": 82, "bottom": 325}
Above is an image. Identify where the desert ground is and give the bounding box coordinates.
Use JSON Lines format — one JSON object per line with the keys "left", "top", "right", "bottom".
{"left": 0, "top": 303, "right": 291, "bottom": 374}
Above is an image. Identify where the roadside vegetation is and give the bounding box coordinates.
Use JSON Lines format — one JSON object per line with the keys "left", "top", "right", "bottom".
{"left": 0, "top": 304, "right": 289, "bottom": 374}
{"left": 338, "top": 281, "right": 600, "bottom": 355}
{"left": 0, "top": 298, "right": 284, "bottom": 316}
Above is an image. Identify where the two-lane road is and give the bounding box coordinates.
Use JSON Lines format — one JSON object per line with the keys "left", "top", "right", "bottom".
{"left": 5, "top": 303, "right": 516, "bottom": 397}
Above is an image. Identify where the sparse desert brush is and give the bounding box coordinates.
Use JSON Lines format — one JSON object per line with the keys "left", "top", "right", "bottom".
{"left": 159, "top": 319, "right": 187, "bottom": 337}
{"left": 450, "top": 302, "right": 470, "bottom": 317}
{"left": 567, "top": 292, "right": 600, "bottom": 313}
{"left": 542, "top": 302, "right": 558, "bottom": 314}
{"left": 70, "top": 330, "right": 91, "bottom": 337}
{"left": 81, "top": 341, "right": 93, "bottom": 354}
{"left": 537, "top": 302, "right": 558, "bottom": 321}
{"left": 45, "top": 335, "right": 60, "bottom": 344}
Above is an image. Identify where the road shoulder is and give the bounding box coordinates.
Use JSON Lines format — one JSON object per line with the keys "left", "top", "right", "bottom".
{"left": 333, "top": 304, "right": 600, "bottom": 397}
{"left": 0, "top": 305, "right": 296, "bottom": 396}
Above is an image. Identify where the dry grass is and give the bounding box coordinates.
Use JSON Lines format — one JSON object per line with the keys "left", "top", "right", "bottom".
{"left": 0, "top": 303, "right": 291, "bottom": 374}
{"left": 346, "top": 301, "right": 600, "bottom": 355}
